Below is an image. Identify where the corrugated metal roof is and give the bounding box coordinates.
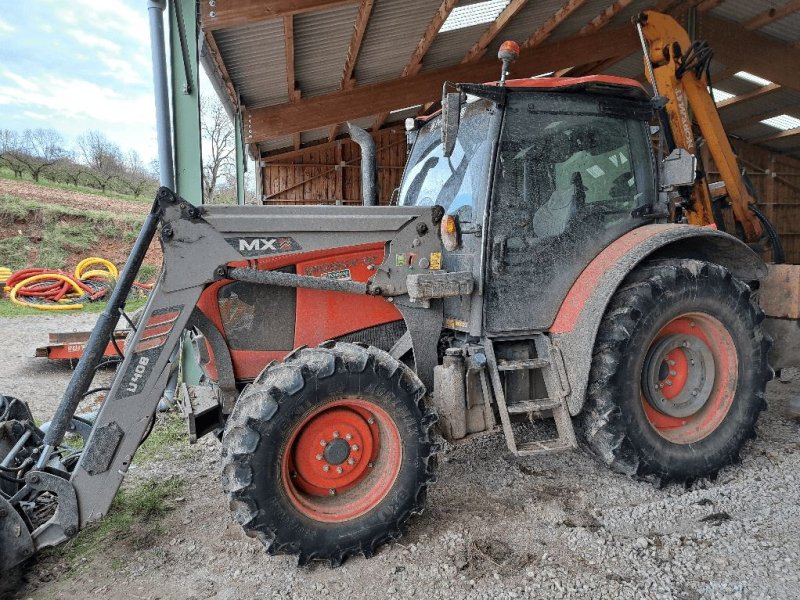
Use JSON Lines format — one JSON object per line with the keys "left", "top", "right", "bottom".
{"left": 354, "top": 0, "right": 443, "bottom": 86}
{"left": 206, "top": 0, "right": 800, "bottom": 158}
{"left": 294, "top": 4, "right": 361, "bottom": 98}
{"left": 213, "top": 20, "right": 288, "bottom": 109}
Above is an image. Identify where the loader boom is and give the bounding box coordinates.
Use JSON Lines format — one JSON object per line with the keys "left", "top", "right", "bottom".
{"left": 637, "top": 11, "right": 766, "bottom": 245}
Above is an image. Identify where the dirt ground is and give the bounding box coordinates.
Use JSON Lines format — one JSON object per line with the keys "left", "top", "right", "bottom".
{"left": 3, "top": 312, "right": 800, "bottom": 599}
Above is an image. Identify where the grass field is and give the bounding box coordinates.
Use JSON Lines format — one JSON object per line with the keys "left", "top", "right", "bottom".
{"left": 0, "top": 166, "right": 154, "bottom": 204}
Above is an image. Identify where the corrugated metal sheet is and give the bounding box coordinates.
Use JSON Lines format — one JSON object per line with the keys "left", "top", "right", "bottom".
{"left": 355, "top": 0, "right": 443, "bottom": 86}
{"left": 259, "top": 135, "right": 293, "bottom": 154}
{"left": 763, "top": 136, "right": 800, "bottom": 154}
{"left": 294, "top": 4, "right": 361, "bottom": 98}
{"left": 300, "top": 127, "right": 331, "bottom": 145}
{"left": 479, "top": 0, "right": 572, "bottom": 54}
{"left": 213, "top": 20, "right": 288, "bottom": 109}
{"left": 422, "top": 24, "right": 487, "bottom": 72}
{"left": 732, "top": 122, "right": 779, "bottom": 139}
{"left": 710, "top": 0, "right": 771, "bottom": 28}
{"left": 759, "top": 12, "right": 800, "bottom": 44}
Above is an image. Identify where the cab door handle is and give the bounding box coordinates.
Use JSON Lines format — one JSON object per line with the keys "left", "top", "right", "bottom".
{"left": 491, "top": 236, "right": 506, "bottom": 275}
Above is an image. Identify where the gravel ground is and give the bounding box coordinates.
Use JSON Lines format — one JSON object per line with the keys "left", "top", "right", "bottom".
{"left": 2, "top": 313, "right": 800, "bottom": 599}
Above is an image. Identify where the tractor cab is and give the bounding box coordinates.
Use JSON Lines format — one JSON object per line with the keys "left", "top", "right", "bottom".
{"left": 399, "top": 74, "right": 658, "bottom": 335}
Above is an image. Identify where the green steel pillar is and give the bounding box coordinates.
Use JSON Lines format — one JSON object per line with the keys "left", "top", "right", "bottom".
{"left": 169, "top": 0, "right": 203, "bottom": 385}
{"left": 169, "top": 0, "right": 203, "bottom": 205}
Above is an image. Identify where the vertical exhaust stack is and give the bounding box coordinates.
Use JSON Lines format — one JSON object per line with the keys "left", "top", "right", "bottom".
{"left": 347, "top": 122, "right": 377, "bottom": 206}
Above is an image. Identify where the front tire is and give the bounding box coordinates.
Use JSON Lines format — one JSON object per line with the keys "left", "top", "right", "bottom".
{"left": 221, "top": 342, "right": 437, "bottom": 566}
{"left": 577, "top": 259, "right": 771, "bottom": 483}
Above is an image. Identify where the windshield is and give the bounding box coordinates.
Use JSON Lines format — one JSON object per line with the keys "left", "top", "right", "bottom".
{"left": 399, "top": 98, "right": 494, "bottom": 216}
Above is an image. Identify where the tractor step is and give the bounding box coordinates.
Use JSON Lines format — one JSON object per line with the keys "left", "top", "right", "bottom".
{"left": 484, "top": 336, "right": 577, "bottom": 457}
{"left": 496, "top": 358, "right": 549, "bottom": 370}
{"left": 506, "top": 398, "right": 561, "bottom": 414}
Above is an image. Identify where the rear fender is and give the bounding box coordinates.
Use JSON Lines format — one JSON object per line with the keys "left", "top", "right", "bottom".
{"left": 549, "top": 224, "right": 766, "bottom": 415}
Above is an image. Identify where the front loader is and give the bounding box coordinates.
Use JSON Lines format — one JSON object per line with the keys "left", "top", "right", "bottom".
{"left": 2, "top": 11, "right": 798, "bottom": 571}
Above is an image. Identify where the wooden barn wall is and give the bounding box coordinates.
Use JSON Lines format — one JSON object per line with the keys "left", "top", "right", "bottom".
{"left": 703, "top": 139, "right": 800, "bottom": 265}
{"left": 260, "top": 128, "right": 407, "bottom": 206}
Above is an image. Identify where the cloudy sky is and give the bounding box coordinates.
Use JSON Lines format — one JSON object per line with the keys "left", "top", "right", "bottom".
{"left": 0, "top": 1, "right": 169, "bottom": 163}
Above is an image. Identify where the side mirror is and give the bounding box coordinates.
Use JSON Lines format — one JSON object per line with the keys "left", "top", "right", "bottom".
{"left": 661, "top": 148, "right": 696, "bottom": 190}
{"left": 441, "top": 92, "right": 462, "bottom": 158}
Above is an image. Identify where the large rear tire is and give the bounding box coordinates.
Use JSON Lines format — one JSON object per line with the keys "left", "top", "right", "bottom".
{"left": 577, "top": 259, "right": 771, "bottom": 483}
{"left": 221, "top": 342, "right": 437, "bottom": 566}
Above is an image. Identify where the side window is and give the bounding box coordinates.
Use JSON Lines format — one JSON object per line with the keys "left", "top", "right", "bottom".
{"left": 218, "top": 281, "right": 296, "bottom": 351}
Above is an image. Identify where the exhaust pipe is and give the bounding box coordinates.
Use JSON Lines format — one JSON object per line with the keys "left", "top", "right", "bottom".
{"left": 347, "top": 122, "right": 377, "bottom": 206}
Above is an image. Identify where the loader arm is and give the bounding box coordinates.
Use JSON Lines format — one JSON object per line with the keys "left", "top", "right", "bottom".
{"left": 637, "top": 11, "right": 764, "bottom": 243}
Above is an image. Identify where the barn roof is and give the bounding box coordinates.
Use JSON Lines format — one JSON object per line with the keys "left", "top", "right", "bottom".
{"left": 199, "top": 0, "right": 800, "bottom": 159}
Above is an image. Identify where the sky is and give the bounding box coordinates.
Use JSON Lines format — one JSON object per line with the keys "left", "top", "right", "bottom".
{"left": 0, "top": 0, "right": 174, "bottom": 164}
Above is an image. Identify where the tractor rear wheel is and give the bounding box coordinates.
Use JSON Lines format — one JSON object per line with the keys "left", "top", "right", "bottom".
{"left": 221, "top": 342, "right": 437, "bottom": 566}
{"left": 577, "top": 259, "right": 771, "bottom": 483}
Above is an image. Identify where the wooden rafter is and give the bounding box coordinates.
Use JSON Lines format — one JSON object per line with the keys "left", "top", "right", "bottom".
{"left": 329, "top": 0, "right": 375, "bottom": 141}
{"left": 717, "top": 83, "right": 782, "bottom": 110}
{"left": 751, "top": 126, "right": 800, "bottom": 144}
{"left": 523, "top": 0, "right": 587, "bottom": 49}
{"left": 201, "top": 0, "right": 359, "bottom": 32}
{"left": 744, "top": 0, "right": 800, "bottom": 30}
{"left": 461, "top": 0, "right": 529, "bottom": 63}
{"left": 203, "top": 31, "right": 240, "bottom": 113}
{"left": 554, "top": 0, "right": 633, "bottom": 75}
{"left": 283, "top": 15, "right": 301, "bottom": 150}
{"left": 372, "top": 0, "right": 458, "bottom": 132}
{"left": 246, "top": 23, "right": 640, "bottom": 142}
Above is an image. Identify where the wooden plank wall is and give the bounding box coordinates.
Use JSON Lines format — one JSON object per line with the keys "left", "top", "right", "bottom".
{"left": 261, "top": 128, "right": 407, "bottom": 206}
{"left": 703, "top": 139, "right": 800, "bottom": 265}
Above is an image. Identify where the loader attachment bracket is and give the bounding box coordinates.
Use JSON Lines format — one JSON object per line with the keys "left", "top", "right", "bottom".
{"left": 25, "top": 470, "right": 79, "bottom": 548}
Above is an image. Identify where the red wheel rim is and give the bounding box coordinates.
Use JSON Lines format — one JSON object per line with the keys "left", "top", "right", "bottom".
{"left": 640, "top": 313, "right": 738, "bottom": 444}
{"left": 281, "top": 399, "right": 402, "bottom": 522}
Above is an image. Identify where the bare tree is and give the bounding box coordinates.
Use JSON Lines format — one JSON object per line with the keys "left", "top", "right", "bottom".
{"left": 201, "top": 95, "right": 236, "bottom": 203}
{"left": 13, "top": 128, "right": 66, "bottom": 182}
{"left": 120, "top": 150, "right": 156, "bottom": 198}
{"left": 77, "top": 130, "right": 123, "bottom": 193}
{"left": 0, "top": 129, "right": 26, "bottom": 178}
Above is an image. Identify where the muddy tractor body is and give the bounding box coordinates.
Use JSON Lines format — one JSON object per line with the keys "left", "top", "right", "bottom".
{"left": 1, "top": 69, "right": 796, "bottom": 569}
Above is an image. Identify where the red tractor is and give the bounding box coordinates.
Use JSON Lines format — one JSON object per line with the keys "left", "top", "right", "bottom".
{"left": 1, "top": 11, "right": 796, "bottom": 570}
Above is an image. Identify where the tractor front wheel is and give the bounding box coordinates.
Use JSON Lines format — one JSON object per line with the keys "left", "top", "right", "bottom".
{"left": 221, "top": 342, "right": 437, "bottom": 566}
{"left": 578, "top": 259, "right": 771, "bottom": 483}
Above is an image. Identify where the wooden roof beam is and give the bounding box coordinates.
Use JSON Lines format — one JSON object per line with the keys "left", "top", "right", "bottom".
{"left": 750, "top": 126, "right": 800, "bottom": 145}
{"left": 201, "top": 0, "right": 359, "bottom": 32}
{"left": 743, "top": 0, "right": 800, "bottom": 30}
{"left": 716, "top": 82, "right": 782, "bottom": 110}
{"left": 372, "top": 0, "right": 458, "bottom": 132}
{"left": 283, "top": 15, "right": 301, "bottom": 150}
{"left": 461, "top": 0, "right": 529, "bottom": 63}
{"left": 329, "top": 0, "right": 375, "bottom": 141}
{"left": 523, "top": 0, "right": 587, "bottom": 49}
{"left": 246, "top": 23, "right": 640, "bottom": 141}
{"left": 554, "top": 0, "right": 633, "bottom": 75}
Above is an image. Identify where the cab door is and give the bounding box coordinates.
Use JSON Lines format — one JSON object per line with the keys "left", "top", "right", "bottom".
{"left": 484, "top": 92, "right": 655, "bottom": 334}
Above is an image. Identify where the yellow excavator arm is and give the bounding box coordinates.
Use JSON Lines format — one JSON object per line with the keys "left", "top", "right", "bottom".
{"left": 636, "top": 10, "right": 765, "bottom": 244}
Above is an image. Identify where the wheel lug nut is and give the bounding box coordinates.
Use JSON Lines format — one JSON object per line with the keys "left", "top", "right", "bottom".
{"left": 291, "top": 471, "right": 297, "bottom": 478}
{"left": 368, "top": 462, "right": 374, "bottom": 468}
{"left": 332, "top": 431, "right": 340, "bottom": 438}
{"left": 352, "top": 444, "right": 359, "bottom": 451}
{"left": 345, "top": 433, "right": 352, "bottom": 440}
{"left": 348, "top": 457, "right": 356, "bottom": 465}
{"left": 689, "top": 321, "right": 695, "bottom": 328}
{"left": 665, "top": 379, "right": 673, "bottom": 386}
{"left": 670, "top": 370, "right": 677, "bottom": 377}
{"left": 336, "top": 466, "right": 343, "bottom": 473}
{"left": 316, "top": 453, "right": 323, "bottom": 460}
{"left": 320, "top": 440, "right": 327, "bottom": 447}
{"left": 668, "top": 360, "right": 675, "bottom": 366}
{"left": 323, "top": 464, "right": 330, "bottom": 472}
{"left": 329, "top": 488, "right": 336, "bottom": 496}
